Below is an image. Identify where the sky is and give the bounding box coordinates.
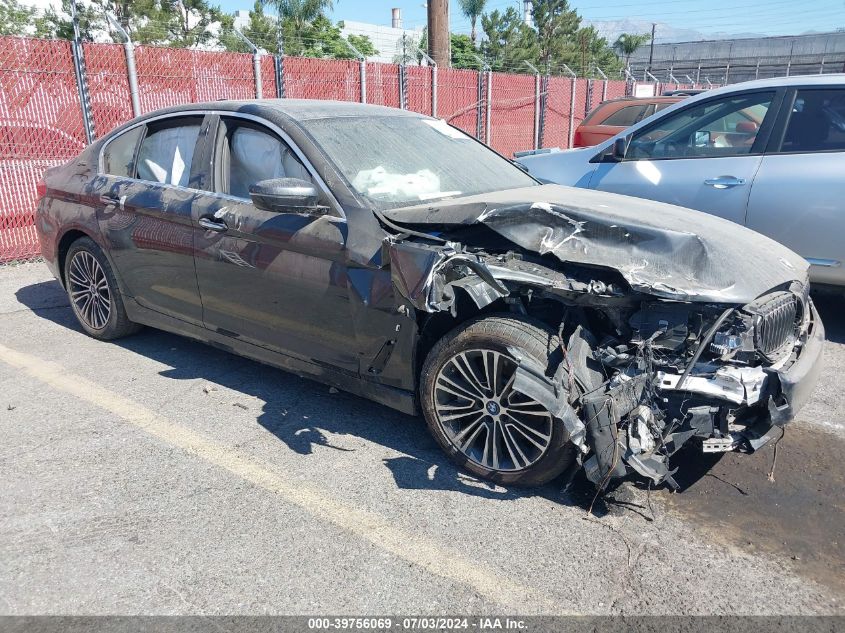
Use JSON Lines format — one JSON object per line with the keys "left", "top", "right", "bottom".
{"left": 211, "top": 0, "right": 845, "bottom": 40}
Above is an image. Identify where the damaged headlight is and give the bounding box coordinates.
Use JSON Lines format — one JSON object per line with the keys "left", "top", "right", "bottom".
{"left": 711, "top": 289, "right": 805, "bottom": 365}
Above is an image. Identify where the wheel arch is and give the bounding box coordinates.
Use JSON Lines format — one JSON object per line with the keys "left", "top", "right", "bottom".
{"left": 56, "top": 228, "right": 128, "bottom": 298}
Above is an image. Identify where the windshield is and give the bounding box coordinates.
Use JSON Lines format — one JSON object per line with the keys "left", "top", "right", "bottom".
{"left": 301, "top": 115, "right": 538, "bottom": 210}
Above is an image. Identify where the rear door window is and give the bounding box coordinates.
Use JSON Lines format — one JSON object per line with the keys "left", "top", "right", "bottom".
{"left": 779, "top": 88, "right": 845, "bottom": 153}
{"left": 136, "top": 117, "right": 202, "bottom": 187}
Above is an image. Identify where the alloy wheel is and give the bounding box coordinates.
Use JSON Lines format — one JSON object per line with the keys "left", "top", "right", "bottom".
{"left": 68, "top": 250, "right": 112, "bottom": 331}
{"left": 433, "top": 348, "right": 554, "bottom": 472}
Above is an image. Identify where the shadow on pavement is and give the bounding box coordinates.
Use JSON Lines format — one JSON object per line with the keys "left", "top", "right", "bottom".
{"left": 16, "top": 280, "right": 845, "bottom": 536}
{"left": 17, "top": 279, "right": 633, "bottom": 515}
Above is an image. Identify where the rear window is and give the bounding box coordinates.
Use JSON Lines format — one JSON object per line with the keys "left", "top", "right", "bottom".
{"left": 600, "top": 104, "right": 649, "bottom": 127}
{"left": 102, "top": 126, "right": 143, "bottom": 177}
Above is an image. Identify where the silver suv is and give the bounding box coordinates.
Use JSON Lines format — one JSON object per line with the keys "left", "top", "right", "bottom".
{"left": 518, "top": 75, "right": 845, "bottom": 290}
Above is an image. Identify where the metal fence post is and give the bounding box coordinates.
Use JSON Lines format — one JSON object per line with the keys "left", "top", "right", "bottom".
{"left": 561, "top": 64, "right": 577, "bottom": 149}
{"left": 274, "top": 55, "right": 285, "bottom": 97}
{"left": 645, "top": 70, "right": 660, "bottom": 95}
{"left": 107, "top": 14, "right": 141, "bottom": 117}
{"left": 399, "top": 63, "right": 408, "bottom": 110}
{"left": 233, "top": 29, "right": 262, "bottom": 99}
{"left": 343, "top": 38, "right": 367, "bottom": 103}
{"left": 485, "top": 69, "right": 492, "bottom": 147}
{"left": 417, "top": 48, "right": 437, "bottom": 117}
{"left": 475, "top": 70, "right": 484, "bottom": 140}
{"left": 538, "top": 73, "right": 549, "bottom": 147}
{"left": 70, "top": 3, "right": 95, "bottom": 143}
{"left": 592, "top": 65, "right": 608, "bottom": 102}
{"left": 525, "top": 61, "right": 540, "bottom": 150}
{"left": 624, "top": 67, "right": 636, "bottom": 96}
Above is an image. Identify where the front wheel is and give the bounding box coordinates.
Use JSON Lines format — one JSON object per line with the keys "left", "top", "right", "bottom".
{"left": 420, "top": 315, "right": 576, "bottom": 487}
{"left": 64, "top": 236, "right": 141, "bottom": 340}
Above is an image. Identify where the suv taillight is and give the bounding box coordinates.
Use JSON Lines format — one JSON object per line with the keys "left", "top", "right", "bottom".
{"left": 36, "top": 179, "right": 46, "bottom": 199}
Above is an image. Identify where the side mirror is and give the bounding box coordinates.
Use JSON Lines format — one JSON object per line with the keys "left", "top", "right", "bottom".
{"left": 693, "top": 130, "right": 711, "bottom": 147}
{"left": 611, "top": 137, "right": 628, "bottom": 161}
{"left": 249, "top": 178, "right": 325, "bottom": 214}
{"left": 592, "top": 136, "right": 629, "bottom": 163}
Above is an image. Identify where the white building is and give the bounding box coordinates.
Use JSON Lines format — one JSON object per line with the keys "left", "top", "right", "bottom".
{"left": 340, "top": 18, "right": 424, "bottom": 64}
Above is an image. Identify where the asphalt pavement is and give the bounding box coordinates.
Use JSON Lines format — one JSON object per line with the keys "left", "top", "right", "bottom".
{"left": 1, "top": 261, "right": 843, "bottom": 615}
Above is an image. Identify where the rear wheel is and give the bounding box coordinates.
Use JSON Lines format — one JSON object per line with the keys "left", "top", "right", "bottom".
{"left": 64, "top": 237, "right": 140, "bottom": 340}
{"left": 420, "top": 315, "right": 576, "bottom": 487}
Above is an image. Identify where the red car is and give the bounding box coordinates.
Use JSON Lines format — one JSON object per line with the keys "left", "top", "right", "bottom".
{"left": 574, "top": 96, "right": 684, "bottom": 147}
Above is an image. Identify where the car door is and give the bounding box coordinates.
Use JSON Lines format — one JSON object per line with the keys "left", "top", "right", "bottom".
{"left": 94, "top": 114, "right": 210, "bottom": 325}
{"left": 746, "top": 86, "right": 845, "bottom": 287}
{"left": 191, "top": 114, "right": 359, "bottom": 373}
{"left": 587, "top": 90, "right": 782, "bottom": 225}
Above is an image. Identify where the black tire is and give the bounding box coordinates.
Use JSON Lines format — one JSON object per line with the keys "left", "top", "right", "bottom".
{"left": 64, "top": 236, "right": 141, "bottom": 340}
{"left": 421, "top": 314, "right": 576, "bottom": 487}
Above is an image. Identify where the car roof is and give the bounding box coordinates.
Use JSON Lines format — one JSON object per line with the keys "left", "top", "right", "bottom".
{"left": 598, "top": 95, "right": 682, "bottom": 106}
{"left": 693, "top": 73, "right": 845, "bottom": 96}
{"left": 141, "top": 98, "right": 424, "bottom": 122}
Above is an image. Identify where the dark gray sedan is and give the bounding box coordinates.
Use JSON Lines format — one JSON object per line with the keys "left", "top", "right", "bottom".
{"left": 35, "top": 100, "right": 824, "bottom": 491}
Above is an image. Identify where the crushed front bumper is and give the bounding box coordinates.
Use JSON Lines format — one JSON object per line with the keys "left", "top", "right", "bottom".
{"left": 746, "top": 300, "right": 826, "bottom": 448}
{"left": 701, "top": 300, "right": 825, "bottom": 453}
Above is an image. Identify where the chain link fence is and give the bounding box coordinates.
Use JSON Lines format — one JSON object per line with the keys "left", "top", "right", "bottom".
{"left": 0, "top": 34, "right": 638, "bottom": 262}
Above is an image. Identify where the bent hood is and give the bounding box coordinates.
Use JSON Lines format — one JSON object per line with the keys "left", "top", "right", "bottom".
{"left": 383, "top": 184, "right": 808, "bottom": 304}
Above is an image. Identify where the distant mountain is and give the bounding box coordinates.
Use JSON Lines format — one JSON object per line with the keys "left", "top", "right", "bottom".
{"left": 585, "top": 19, "right": 766, "bottom": 45}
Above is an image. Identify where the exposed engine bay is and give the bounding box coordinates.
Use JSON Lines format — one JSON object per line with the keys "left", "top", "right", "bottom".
{"left": 383, "top": 194, "right": 824, "bottom": 490}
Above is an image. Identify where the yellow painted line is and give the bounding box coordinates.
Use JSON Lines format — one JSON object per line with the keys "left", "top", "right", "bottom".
{"left": 0, "top": 342, "right": 568, "bottom": 614}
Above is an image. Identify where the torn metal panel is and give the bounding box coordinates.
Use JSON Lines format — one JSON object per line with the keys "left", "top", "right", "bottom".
{"left": 386, "top": 240, "right": 508, "bottom": 313}
{"left": 507, "top": 352, "right": 587, "bottom": 452}
{"left": 383, "top": 184, "right": 809, "bottom": 303}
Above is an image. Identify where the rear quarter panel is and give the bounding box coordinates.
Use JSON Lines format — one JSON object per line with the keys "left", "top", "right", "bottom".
{"left": 36, "top": 144, "right": 109, "bottom": 285}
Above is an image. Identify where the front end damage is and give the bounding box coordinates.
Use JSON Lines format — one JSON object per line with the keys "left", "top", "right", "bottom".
{"left": 386, "top": 196, "right": 825, "bottom": 490}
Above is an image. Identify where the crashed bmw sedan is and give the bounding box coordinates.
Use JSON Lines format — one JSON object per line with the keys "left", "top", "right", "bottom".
{"left": 36, "top": 100, "right": 824, "bottom": 490}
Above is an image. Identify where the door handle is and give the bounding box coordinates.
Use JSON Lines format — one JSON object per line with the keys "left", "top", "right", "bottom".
{"left": 99, "top": 194, "right": 125, "bottom": 210}
{"left": 199, "top": 216, "right": 228, "bottom": 233}
{"left": 704, "top": 176, "right": 746, "bottom": 189}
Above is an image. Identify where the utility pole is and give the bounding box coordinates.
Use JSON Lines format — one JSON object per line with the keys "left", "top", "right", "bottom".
{"left": 428, "top": 0, "right": 450, "bottom": 68}
{"left": 647, "top": 23, "right": 656, "bottom": 76}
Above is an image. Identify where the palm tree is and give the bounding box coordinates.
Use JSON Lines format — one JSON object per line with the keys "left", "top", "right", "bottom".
{"left": 262, "top": 0, "right": 333, "bottom": 52}
{"left": 613, "top": 32, "right": 651, "bottom": 69}
{"left": 458, "top": 0, "right": 487, "bottom": 46}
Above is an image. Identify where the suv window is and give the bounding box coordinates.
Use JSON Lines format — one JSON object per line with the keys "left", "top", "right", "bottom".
{"left": 136, "top": 117, "right": 202, "bottom": 187}
{"left": 780, "top": 88, "right": 845, "bottom": 153}
{"left": 102, "top": 126, "right": 144, "bottom": 177}
{"left": 627, "top": 92, "right": 774, "bottom": 160}
{"left": 216, "top": 119, "right": 310, "bottom": 199}
{"left": 600, "top": 104, "right": 648, "bottom": 127}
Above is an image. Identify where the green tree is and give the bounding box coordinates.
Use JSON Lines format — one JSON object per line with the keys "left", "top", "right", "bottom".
{"left": 576, "top": 26, "right": 621, "bottom": 76}
{"left": 450, "top": 32, "right": 478, "bottom": 69}
{"left": 531, "top": 0, "right": 581, "bottom": 72}
{"left": 261, "top": 0, "right": 332, "bottom": 53}
{"left": 298, "top": 16, "right": 377, "bottom": 58}
{"left": 410, "top": 27, "right": 478, "bottom": 68}
{"left": 480, "top": 7, "right": 538, "bottom": 72}
{"left": 613, "top": 32, "right": 651, "bottom": 69}
{"left": 347, "top": 32, "right": 377, "bottom": 57}
{"left": 132, "top": 0, "right": 226, "bottom": 48}
{"left": 457, "top": 0, "right": 486, "bottom": 46}
{"left": 0, "top": 0, "right": 35, "bottom": 36}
